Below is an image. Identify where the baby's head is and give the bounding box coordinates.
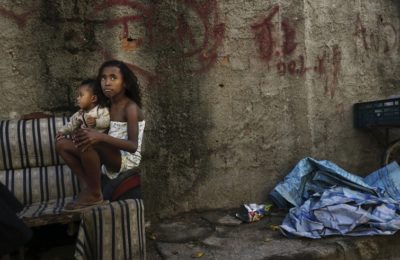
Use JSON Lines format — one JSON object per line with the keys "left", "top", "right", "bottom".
{"left": 76, "top": 79, "right": 107, "bottom": 111}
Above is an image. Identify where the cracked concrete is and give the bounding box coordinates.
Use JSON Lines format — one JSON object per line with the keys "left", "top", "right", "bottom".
{"left": 146, "top": 209, "right": 400, "bottom": 259}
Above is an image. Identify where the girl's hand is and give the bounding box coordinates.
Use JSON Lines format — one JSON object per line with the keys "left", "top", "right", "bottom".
{"left": 56, "top": 132, "right": 64, "bottom": 141}
{"left": 73, "top": 128, "right": 103, "bottom": 151}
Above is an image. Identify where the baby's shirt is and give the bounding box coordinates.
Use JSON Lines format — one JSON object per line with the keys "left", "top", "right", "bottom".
{"left": 58, "top": 105, "right": 110, "bottom": 134}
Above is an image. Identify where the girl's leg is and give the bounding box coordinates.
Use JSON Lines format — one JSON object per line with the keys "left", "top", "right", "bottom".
{"left": 56, "top": 139, "right": 103, "bottom": 204}
{"left": 72, "top": 143, "right": 121, "bottom": 204}
{"left": 76, "top": 147, "right": 103, "bottom": 203}
{"left": 56, "top": 139, "right": 122, "bottom": 206}
{"left": 94, "top": 143, "right": 122, "bottom": 173}
{"left": 55, "top": 139, "right": 87, "bottom": 191}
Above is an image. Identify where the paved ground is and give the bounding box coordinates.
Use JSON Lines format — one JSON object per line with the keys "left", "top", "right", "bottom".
{"left": 146, "top": 208, "right": 400, "bottom": 260}
{"left": 21, "top": 207, "right": 400, "bottom": 259}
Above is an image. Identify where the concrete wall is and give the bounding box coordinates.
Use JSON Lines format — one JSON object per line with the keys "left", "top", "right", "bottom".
{"left": 0, "top": 0, "right": 399, "bottom": 218}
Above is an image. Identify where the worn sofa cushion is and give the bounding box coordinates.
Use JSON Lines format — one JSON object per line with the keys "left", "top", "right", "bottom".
{"left": 0, "top": 165, "right": 80, "bottom": 205}
{"left": 75, "top": 199, "right": 146, "bottom": 260}
{"left": 18, "top": 197, "right": 76, "bottom": 222}
{"left": 0, "top": 117, "right": 68, "bottom": 171}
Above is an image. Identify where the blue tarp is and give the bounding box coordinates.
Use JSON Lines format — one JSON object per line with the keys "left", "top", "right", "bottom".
{"left": 270, "top": 157, "right": 400, "bottom": 238}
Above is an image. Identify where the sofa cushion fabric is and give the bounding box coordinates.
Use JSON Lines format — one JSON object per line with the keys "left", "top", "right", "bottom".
{"left": 0, "top": 165, "right": 80, "bottom": 205}
{"left": 75, "top": 199, "right": 146, "bottom": 260}
{"left": 0, "top": 117, "right": 68, "bottom": 171}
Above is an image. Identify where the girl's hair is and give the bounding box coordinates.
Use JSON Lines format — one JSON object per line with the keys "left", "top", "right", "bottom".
{"left": 97, "top": 60, "right": 142, "bottom": 108}
{"left": 80, "top": 78, "right": 109, "bottom": 107}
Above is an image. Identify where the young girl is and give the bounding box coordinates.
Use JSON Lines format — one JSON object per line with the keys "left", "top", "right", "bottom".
{"left": 56, "top": 60, "right": 145, "bottom": 211}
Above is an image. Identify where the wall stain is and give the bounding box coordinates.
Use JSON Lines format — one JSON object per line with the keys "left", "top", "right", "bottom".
{"left": 0, "top": 6, "right": 35, "bottom": 29}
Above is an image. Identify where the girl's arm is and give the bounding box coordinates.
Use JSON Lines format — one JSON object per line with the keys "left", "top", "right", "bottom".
{"left": 74, "top": 103, "right": 139, "bottom": 152}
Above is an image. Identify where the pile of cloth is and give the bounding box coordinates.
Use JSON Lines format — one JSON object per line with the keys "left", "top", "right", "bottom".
{"left": 270, "top": 157, "right": 400, "bottom": 238}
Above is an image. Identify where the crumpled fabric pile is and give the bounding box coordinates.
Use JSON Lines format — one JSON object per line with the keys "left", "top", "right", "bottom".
{"left": 270, "top": 157, "right": 400, "bottom": 238}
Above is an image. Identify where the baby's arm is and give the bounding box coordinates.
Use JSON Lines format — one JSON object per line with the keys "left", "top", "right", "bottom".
{"left": 57, "top": 111, "right": 82, "bottom": 135}
{"left": 95, "top": 107, "right": 110, "bottom": 130}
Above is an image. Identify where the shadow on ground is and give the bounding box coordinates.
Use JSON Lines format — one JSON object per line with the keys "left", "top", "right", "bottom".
{"left": 146, "top": 208, "right": 400, "bottom": 260}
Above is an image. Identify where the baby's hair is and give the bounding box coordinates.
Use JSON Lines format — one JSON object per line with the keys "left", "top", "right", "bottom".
{"left": 80, "top": 78, "right": 108, "bottom": 107}
{"left": 97, "top": 60, "right": 142, "bottom": 108}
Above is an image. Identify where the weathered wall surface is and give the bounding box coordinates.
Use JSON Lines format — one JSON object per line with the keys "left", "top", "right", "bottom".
{"left": 0, "top": 0, "right": 399, "bottom": 218}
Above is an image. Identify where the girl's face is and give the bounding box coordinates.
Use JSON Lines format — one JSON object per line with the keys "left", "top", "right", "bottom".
{"left": 76, "top": 85, "right": 97, "bottom": 111}
{"left": 100, "top": 66, "right": 124, "bottom": 98}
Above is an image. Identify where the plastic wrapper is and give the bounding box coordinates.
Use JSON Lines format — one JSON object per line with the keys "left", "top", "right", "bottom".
{"left": 235, "top": 203, "right": 272, "bottom": 223}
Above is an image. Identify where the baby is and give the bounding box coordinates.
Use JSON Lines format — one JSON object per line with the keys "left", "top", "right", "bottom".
{"left": 57, "top": 79, "right": 110, "bottom": 139}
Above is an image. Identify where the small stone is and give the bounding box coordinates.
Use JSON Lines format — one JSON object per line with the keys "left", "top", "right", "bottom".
{"left": 202, "top": 236, "right": 226, "bottom": 247}
{"left": 263, "top": 237, "right": 273, "bottom": 242}
{"left": 270, "top": 224, "right": 280, "bottom": 231}
{"left": 191, "top": 251, "right": 205, "bottom": 258}
{"left": 202, "top": 211, "right": 242, "bottom": 226}
{"left": 217, "top": 215, "right": 243, "bottom": 226}
{"left": 148, "top": 233, "right": 157, "bottom": 240}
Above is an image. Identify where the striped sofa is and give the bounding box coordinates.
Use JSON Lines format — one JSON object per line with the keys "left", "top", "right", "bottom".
{"left": 0, "top": 117, "right": 146, "bottom": 259}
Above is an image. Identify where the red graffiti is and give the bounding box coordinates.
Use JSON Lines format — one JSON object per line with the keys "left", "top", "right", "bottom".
{"left": 176, "top": 13, "right": 196, "bottom": 47}
{"left": 251, "top": 4, "right": 342, "bottom": 89}
{"left": 0, "top": 6, "right": 35, "bottom": 29}
{"left": 314, "top": 52, "right": 326, "bottom": 74}
{"left": 94, "top": 0, "right": 154, "bottom": 39}
{"left": 97, "top": 46, "right": 158, "bottom": 85}
{"left": 276, "top": 55, "right": 308, "bottom": 76}
{"left": 274, "top": 45, "right": 342, "bottom": 99}
{"left": 354, "top": 14, "right": 369, "bottom": 50}
{"left": 354, "top": 13, "right": 398, "bottom": 55}
{"left": 281, "top": 18, "right": 297, "bottom": 55}
{"left": 92, "top": 0, "right": 225, "bottom": 82}
{"left": 327, "top": 44, "right": 341, "bottom": 98}
{"left": 92, "top": 0, "right": 158, "bottom": 83}
{"left": 313, "top": 45, "right": 342, "bottom": 99}
{"left": 336, "top": 103, "right": 344, "bottom": 119}
{"left": 251, "top": 5, "right": 279, "bottom": 62}
{"left": 251, "top": 6, "right": 298, "bottom": 62}
{"left": 178, "top": 0, "right": 225, "bottom": 72}
{"left": 173, "top": 2, "right": 224, "bottom": 70}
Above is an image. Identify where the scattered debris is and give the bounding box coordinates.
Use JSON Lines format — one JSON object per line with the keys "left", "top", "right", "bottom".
{"left": 235, "top": 203, "right": 273, "bottom": 223}
{"left": 269, "top": 225, "right": 280, "bottom": 231}
{"left": 191, "top": 251, "right": 205, "bottom": 258}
